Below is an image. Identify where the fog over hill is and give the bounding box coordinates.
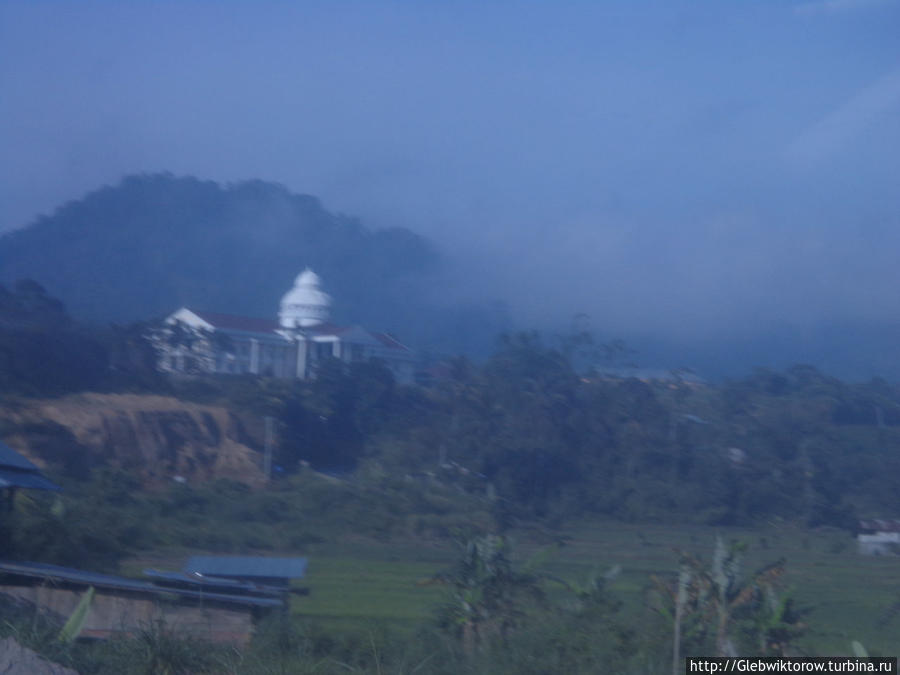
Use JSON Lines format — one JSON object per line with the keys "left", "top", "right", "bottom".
{"left": 3, "top": 172, "right": 900, "bottom": 380}
{"left": 3, "top": 3, "right": 900, "bottom": 379}
{"left": 0, "top": 174, "right": 507, "bottom": 357}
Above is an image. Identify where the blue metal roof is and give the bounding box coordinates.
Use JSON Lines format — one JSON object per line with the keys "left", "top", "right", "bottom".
{"left": 0, "top": 441, "right": 59, "bottom": 490}
{"left": 0, "top": 442, "right": 40, "bottom": 471}
{"left": 0, "top": 468, "right": 60, "bottom": 491}
{"left": 185, "top": 556, "right": 308, "bottom": 580}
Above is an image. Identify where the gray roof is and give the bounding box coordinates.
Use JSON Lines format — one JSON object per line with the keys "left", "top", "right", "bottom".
{"left": 0, "top": 442, "right": 59, "bottom": 491}
{"left": 0, "top": 561, "right": 282, "bottom": 608}
{"left": 143, "top": 569, "right": 284, "bottom": 596}
{"left": 185, "top": 556, "right": 308, "bottom": 580}
{"left": 0, "top": 561, "right": 150, "bottom": 593}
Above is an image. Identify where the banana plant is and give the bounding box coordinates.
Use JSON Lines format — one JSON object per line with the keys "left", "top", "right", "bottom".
{"left": 58, "top": 585, "right": 94, "bottom": 643}
{"left": 753, "top": 585, "right": 809, "bottom": 655}
{"left": 430, "top": 535, "right": 549, "bottom": 654}
{"left": 653, "top": 538, "right": 791, "bottom": 659}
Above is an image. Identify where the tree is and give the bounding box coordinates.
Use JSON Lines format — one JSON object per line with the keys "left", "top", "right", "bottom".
{"left": 0, "top": 281, "right": 107, "bottom": 395}
{"left": 278, "top": 358, "right": 397, "bottom": 472}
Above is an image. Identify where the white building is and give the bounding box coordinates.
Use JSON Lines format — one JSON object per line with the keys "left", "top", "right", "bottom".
{"left": 857, "top": 519, "right": 900, "bottom": 555}
{"left": 154, "top": 269, "right": 415, "bottom": 383}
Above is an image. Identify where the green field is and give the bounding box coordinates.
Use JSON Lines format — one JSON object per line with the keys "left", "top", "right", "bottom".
{"left": 285, "top": 520, "right": 900, "bottom": 657}
{"left": 293, "top": 539, "right": 450, "bottom": 628}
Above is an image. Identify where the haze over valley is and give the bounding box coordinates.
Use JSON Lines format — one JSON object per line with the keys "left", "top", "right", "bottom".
{"left": 3, "top": 1, "right": 900, "bottom": 379}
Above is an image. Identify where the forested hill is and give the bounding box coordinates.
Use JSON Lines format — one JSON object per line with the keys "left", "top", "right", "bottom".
{"left": 0, "top": 174, "right": 465, "bottom": 345}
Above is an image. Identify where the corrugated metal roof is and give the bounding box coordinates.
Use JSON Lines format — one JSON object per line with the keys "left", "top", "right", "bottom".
{"left": 0, "top": 442, "right": 40, "bottom": 471}
{"left": 143, "top": 569, "right": 284, "bottom": 596}
{"left": 145, "top": 569, "right": 246, "bottom": 587}
{"left": 0, "top": 561, "right": 282, "bottom": 608}
{"left": 0, "top": 468, "right": 60, "bottom": 491}
{"left": 0, "top": 561, "right": 151, "bottom": 592}
{"left": 0, "top": 442, "right": 59, "bottom": 491}
{"left": 185, "top": 556, "right": 307, "bottom": 579}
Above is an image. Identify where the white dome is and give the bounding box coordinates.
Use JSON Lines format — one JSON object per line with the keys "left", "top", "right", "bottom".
{"left": 279, "top": 268, "right": 331, "bottom": 328}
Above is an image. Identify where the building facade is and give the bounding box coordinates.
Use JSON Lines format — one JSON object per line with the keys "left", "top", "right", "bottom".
{"left": 153, "top": 269, "right": 415, "bottom": 383}
{"left": 857, "top": 519, "right": 900, "bottom": 555}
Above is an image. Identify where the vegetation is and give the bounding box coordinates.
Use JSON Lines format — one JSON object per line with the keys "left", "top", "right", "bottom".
{"left": 650, "top": 537, "right": 804, "bottom": 665}
{"left": 10, "top": 328, "right": 899, "bottom": 560}
{"left": 268, "top": 332, "right": 900, "bottom": 529}
{"left": 5, "top": 261, "right": 900, "bottom": 535}
{"left": 0, "top": 280, "right": 108, "bottom": 395}
{"left": 5, "top": 288, "right": 900, "bottom": 558}
{"left": 2, "top": 526, "right": 892, "bottom": 673}
{"left": 4, "top": 272, "right": 900, "bottom": 669}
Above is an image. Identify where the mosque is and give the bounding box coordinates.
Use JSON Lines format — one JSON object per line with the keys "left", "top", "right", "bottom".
{"left": 154, "top": 269, "right": 415, "bottom": 383}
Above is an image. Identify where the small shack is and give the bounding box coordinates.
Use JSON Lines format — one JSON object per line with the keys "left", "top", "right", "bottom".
{"left": 0, "top": 561, "right": 282, "bottom": 645}
{"left": 184, "top": 556, "right": 308, "bottom": 590}
{"left": 857, "top": 519, "right": 900, "bottom": 555}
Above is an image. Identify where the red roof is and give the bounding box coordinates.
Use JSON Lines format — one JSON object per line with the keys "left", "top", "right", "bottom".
{"left": 188, "top": 310, "right": 408, "bottom": 350}
{"left": 191, "top": 310, "right": 280, "bottom": 334}
{"left": 373, "top": 332, "right": 410, "bottom": 351}
{"left": 191, "top": 312, "right": 357, "bottom": 336}
{"left": 306, "top": 322, "right": 352, "bottom": 336}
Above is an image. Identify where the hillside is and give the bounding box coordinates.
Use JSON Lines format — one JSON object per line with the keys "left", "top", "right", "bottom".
{"left": 0, "top": 393, "right": 265, "bottom": 487}
{"left": 0, "top": 174, "right": 439, "bottom": 337}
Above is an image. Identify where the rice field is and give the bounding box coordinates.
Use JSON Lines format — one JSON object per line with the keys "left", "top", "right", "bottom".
{"left": 290, "top": 520, "right": 900, "bottom": 657}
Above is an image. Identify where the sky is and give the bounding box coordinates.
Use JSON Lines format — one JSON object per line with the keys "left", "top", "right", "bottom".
{"left": 2, "top": 0, "right": 900, "bottom": 373}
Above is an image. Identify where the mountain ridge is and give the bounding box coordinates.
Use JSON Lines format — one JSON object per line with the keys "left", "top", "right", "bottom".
{"left": 0, "top": 174, "right": 441, "bottom": 339}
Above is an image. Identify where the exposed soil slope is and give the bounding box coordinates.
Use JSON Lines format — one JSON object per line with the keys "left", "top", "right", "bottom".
{"left": 1, "top": 393, "right": 265, "bottom": 486}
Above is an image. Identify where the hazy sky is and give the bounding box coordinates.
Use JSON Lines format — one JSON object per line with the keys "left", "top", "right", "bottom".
{"left": 2, "top": 1, "right": 900, "bottom": 354}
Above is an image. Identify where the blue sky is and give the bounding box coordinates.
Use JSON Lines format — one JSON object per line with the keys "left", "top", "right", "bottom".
{"left": 2, "top": 1, "right": 899, "bottom": 362}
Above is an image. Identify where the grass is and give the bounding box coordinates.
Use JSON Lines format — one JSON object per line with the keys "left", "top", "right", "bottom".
{"left": 13, "top": 519, "right": 898, "bottom": 673}
{"left": 293, "top": 539, "right": 452, "bottom": 628}
{"left": 531, "top": 519, "right": 900, "bottom": 657}
{"left": 123, "top": 519, "right": 900, "bottom": 658}
{"left": 272, "top": 520, "right": 900, "bottom": 657}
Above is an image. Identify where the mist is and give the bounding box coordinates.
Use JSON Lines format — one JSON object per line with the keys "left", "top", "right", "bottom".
{"left": 2, "top": 0, "right": 899, "bottom": 378}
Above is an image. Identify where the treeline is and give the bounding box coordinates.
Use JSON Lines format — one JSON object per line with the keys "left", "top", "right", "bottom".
{"left": 4, "top": 280, "right": 900, "bottom": 529}
{"left": 0, "top": 280, "right": 109, "bottom": 395}
{"left": 259, "top": 332, "right": 900, "bottom": 529}
{"left": 0, "top": 175, "right": 437, "bottom": 326}
{"left": 0, "top": 280, "right": 163, "bottom": 396}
